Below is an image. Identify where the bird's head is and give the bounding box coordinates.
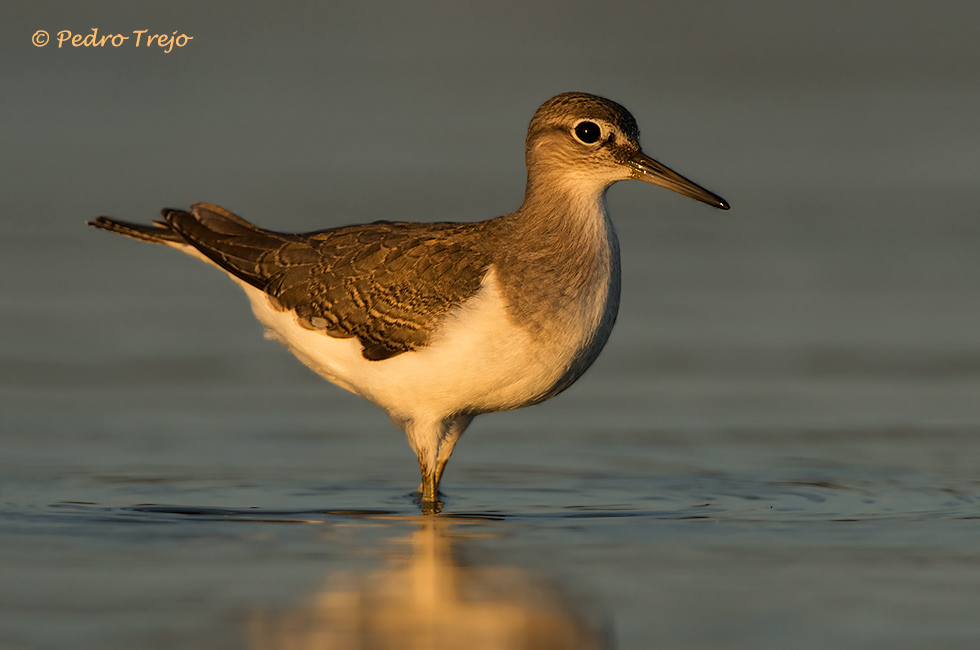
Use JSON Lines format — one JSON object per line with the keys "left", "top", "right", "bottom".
{"left": 525, "top": 92, "right": 729, "bottom": 210}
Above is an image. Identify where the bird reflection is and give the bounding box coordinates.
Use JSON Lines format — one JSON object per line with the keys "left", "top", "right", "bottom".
{"left": 249, "top": 517, "right": 612, "bottom": 649}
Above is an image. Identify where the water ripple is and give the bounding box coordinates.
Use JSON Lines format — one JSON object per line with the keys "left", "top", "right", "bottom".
{"left": 0, "top": 474, "right": 974, "bottom": 529}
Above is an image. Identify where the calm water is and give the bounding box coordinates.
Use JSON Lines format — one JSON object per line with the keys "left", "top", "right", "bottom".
{"left": 4, "top": 2, "right": 980, "bottom": 649}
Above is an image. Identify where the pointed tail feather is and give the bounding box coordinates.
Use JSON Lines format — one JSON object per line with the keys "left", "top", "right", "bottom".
{"left": 87, "top": 215, "right": 184, "bottom": 245}
{"left": 89, "top": 204, "right": 304, "bottom": 295}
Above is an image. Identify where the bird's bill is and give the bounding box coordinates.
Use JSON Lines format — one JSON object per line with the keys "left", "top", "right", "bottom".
{"left": 628, "top": 152, "right": 730, "bottom": 210}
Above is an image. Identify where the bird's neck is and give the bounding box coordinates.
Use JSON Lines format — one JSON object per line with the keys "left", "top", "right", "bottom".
{"left": 515, "top": 171, "right": 612, "bottom": 245}
{"left": 489, "top": 173, "right": 619, "bottom": 332}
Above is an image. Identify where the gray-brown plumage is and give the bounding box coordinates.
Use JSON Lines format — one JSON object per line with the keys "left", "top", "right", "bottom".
{"left": 166, "top": 204, "right": 492, "bottom": 360}
{"left": 89, "top": 92, "right": 729, "bottom": 510}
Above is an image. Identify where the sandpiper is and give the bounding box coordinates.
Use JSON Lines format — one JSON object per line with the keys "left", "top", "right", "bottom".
{"left": 89, "top": 92, "right": 728, "bottom": 507}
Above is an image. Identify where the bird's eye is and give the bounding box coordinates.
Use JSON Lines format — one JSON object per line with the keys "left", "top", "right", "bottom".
{"left": 573, "top": 121, "right": 601, "bottom": 144}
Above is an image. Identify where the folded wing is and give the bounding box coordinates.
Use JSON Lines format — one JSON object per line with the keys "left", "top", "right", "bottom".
{"left": 164, "top": 203, "right": 491, "bottom": 360}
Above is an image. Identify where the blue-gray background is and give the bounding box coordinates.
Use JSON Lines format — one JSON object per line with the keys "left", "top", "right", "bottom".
{"left": 2, "top": 2, "right": 980, "bottom": 649}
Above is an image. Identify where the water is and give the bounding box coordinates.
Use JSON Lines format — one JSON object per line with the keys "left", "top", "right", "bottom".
{"left": 4, "top": 424, "right": 980, "bottom": 649}
{"left": 4, "top": 2, "right": 980, "bottom": 648}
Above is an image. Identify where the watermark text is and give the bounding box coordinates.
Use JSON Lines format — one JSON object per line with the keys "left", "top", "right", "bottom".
{"left": 32, "top": 29, "right": 193, "bottom": 53}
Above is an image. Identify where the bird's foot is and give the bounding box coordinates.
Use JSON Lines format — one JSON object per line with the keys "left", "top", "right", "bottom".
{"left": 411, "top": 488, "right": 444, "bottom": 515}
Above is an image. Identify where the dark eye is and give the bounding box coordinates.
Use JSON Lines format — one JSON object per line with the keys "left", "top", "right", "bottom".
{"left": 573, "top": 121, "right": 601, "bottom": 144}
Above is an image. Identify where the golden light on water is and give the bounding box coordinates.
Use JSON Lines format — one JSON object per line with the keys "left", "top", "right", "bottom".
{"left": 249, "top": 518, "right": 610, "bottom": 650}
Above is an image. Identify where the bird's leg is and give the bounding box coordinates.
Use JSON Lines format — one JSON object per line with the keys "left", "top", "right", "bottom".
{"left": 432, "top": 415, "right": 472, "bottom": 489}
{"left": 416, "top": 448, "right": 439, "bottom": 504}
{"left": 416, "top": 449, "right": 455, "bottom": 498}
{"left": 406, "top": 417, "right": 441, "bottom": 506}
{"left": 409, "top": 415, "right": 473, "bottom": 508}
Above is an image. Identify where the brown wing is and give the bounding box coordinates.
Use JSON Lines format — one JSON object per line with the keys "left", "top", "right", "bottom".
{"left": 164, "top": 203, "right": 491, "bottom": 360}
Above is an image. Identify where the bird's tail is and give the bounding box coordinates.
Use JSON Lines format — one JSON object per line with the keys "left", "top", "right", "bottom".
{"left": 87, "top": 215, "right": 184, "bottom": 245}
{"left": 88, "top": 204, "right": 297, "bottom": 291}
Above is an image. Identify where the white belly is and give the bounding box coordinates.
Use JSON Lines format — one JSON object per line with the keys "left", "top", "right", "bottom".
{"left": 237, "top": 266, "right": 612, "bottom": 425}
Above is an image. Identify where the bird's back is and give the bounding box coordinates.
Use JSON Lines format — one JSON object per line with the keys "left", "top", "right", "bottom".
{"left": 161, "top": 204, "right": 498, "bottom": 361}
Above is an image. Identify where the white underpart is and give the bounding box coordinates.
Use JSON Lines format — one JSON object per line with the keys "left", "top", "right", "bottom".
{"left": 238, "top": 265, "right": 610, "bottom": 425}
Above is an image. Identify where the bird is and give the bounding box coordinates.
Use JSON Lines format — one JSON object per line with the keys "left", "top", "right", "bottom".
{"left": 88, "top": 92, "right": 729, "bottom": 509}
